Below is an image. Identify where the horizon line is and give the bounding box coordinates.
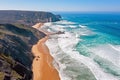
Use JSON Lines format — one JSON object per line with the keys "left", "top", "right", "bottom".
{"left": 0, "top": 9, "right": 120, "bottom": 13}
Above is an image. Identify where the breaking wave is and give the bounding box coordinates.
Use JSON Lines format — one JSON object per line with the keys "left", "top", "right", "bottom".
{"left": 41, "top": 20, "right": 120, "bottom": 80}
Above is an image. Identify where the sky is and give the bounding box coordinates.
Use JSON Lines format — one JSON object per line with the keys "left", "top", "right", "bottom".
{"left": 0, "top": 0, "right": 120, "bottom": 12}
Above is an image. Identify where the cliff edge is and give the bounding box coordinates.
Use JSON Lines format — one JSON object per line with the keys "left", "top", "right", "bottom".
{"left": 0, "top": 10, "right": 61, "bottom": 26}
{"left": 0, "top": 24, "right": 46, "bottom": 80}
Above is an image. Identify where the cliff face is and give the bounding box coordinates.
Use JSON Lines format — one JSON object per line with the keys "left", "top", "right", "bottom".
{"left": 0, "top": 10, "right": 61, "bottom": 80}
{"left": 0, "top": 24, "right": 46, "bottom": 80}
{"left": 0, "top": 10, "right": 61, "bottom": 25}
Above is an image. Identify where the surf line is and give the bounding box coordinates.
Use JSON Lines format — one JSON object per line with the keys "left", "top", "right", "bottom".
{"left": 32, "top": 23, "right": 61, "bottom": 80}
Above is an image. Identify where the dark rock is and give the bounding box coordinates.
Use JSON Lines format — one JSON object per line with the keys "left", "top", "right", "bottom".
{"left": 0, "top": 24, "right": 46, "bottom": 80}
{"left": 4, "top": 76, "right": 11, "bottom": 80}
{"left": 56, "top": 15, "right": 62, "bottom": 20}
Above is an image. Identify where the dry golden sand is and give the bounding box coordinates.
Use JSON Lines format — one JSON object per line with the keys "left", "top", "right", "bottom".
{"left": 32, "top": 23, "right": 60, "bottom": 80}
{"left": 32, "top": 22, "right": 51, "bottom": 35}
{"left": 32, "top": 23, "right": 44, "bottom": 29}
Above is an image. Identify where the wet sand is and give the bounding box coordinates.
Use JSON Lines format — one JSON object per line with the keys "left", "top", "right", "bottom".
{"left": 32, "top": 23, "right": 60, "bottom": 80}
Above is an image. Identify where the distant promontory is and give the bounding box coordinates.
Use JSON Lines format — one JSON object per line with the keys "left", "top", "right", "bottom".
{"left": 0, "top": 10, "right": 61, "bottom": 25}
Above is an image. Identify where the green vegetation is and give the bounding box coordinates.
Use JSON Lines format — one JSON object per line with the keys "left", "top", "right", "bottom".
{"left": 0, "top": 53, "right": 20, "bottom": 80}
{"left": 0, "top": 53, "right": 14, "bottom": 65}
{"left": 11, "top": 70, "right": 22, "bottom": 79}
{"left": 0, "top": 72, "right": 4, "bottom": 80}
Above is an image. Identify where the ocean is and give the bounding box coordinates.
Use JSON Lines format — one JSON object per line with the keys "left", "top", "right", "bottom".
{"left": 41, "top": 12, "right": 120, "bottom": 80}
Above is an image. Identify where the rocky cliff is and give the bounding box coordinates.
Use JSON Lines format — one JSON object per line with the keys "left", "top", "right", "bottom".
{"left": 0, "top": 10, "right": 61, "bottom": 26}
{"left": 0, "top": 24, "right": 46, "bottom": 80}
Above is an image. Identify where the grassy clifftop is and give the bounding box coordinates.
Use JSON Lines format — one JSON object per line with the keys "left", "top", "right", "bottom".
{"left": 0, "top": 24, "right": 46, "bottom": 80}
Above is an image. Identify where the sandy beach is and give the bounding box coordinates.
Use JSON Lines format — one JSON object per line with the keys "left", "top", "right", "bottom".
{"left": 32, "top": 22, "right": 51, "bottom": 35}
{"left": 32, "top": 23, "right": 44, "bottom": 29}
{"left": 32, "top": 23, "right": 60, "bottom": 80}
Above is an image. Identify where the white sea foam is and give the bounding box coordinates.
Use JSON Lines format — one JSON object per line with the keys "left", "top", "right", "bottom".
{"left": 69, "top": 25, "right": 77, "bottom": 28}
{"left": 44, "top": 22, "right": 53, "bottom": 26}
{"left": 110, "top": 44, "right": 120, "bottom": 52}
{"left": 58, "top": 34, "right": 119, "bottom": 80}
{"left": 43, "top": 21, "right": 120, "bottom": 80}
{"left": 71, "top": 27, "right": 95, "bottom": 37}
{"left": 41, "top": 24, "right": 65, "bottom": 33}
{"left": 91, "top": 44, "right": 120, "bottom": 67}
{"left": 55, "top": 20, "right": 76, "bottom": 25}
{"left": 46, "top": 34, "right": 119, "bottom": 80}
{"left": 79, "top": 25, "right": 87, "bottom": 28}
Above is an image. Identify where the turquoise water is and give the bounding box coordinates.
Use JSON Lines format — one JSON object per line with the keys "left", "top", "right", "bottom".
{"left": 62, "top": 13, "right": 120, "bottom": 79}
{"left": 43, "top": 12, "right": 120, "bottom": 80}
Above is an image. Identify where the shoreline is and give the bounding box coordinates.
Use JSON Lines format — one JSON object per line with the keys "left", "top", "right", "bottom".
{"left": 32, "top": 23, "right": 60, "bottom": 80}
{"left": 32, "top": 22, "right": 51, "bottom": 35}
